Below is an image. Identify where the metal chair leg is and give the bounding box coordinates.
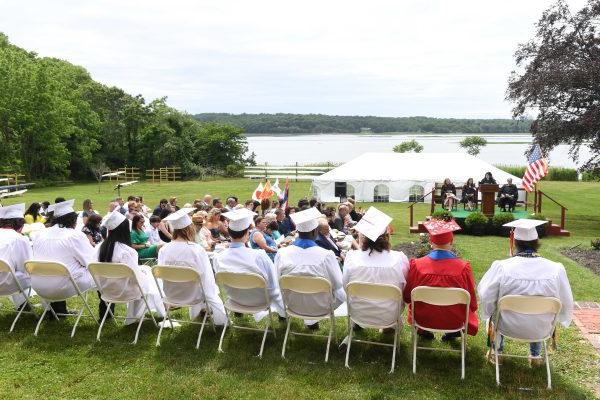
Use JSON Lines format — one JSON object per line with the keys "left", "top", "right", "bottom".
{"left": 34, "top": 306, "right": 49, "bottom": 336}
{"left": 218, "top": 315, "right": 229, "bottom": 353}
{"left": 10, "top": 298, "right": 30, "bottom": 332}
{"left": 325, "top": 317, "right": 333, "bottom": 362}
{"left": 460, "top": 330, "right": 465, "bottom": 380}
{"left": 544, "top": 340, "right": 552, "bottom": 389}
{"left": 344, "top": 326, "right": 353, "bottom": 369}
{"left": 97, "top": 303, "right": 112, "bottom": 341}
{"left": 495, "top": 335, "right": 501, "bottom": 386}
{"left": 281, "top": 318, "right": 292, "bottom": 359}
{"left": 258, "top": 317, "right": 270, "bottom": 358}
{"left": 132, "top": 313, "right": 145, "bottom": 345}
{"left": 412, "top": 326, "right": 417, "bottom": 374}
{"left": 390, "top": 325, "right": 399, "bottom": 374}
{"left": 196, "top": 311, "right": 208, "bottom": 350}
{"left": 71, "top": 305, "right": 85, "bottom": 338}
{"left": 156, "top": 305, "right": 170, "bottom": 347}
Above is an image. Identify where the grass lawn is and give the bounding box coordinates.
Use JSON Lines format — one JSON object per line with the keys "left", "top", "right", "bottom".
{"left": 0, "top": 179, "right": 599, "bottom": 399}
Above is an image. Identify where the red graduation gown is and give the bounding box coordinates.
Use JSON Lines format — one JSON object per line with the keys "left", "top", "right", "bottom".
{"left": 403, "top": 254, "right": 479, "bottom": 335}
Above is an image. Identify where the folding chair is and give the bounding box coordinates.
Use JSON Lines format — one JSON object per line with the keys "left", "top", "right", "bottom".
{"left": 88, "top": 262, "right": 159, "bottom": 344}
{"left": 215, "top": 271, "right": 275, "bottom": 358}
{"left": 279, "top": 275, "right": 336, "bottom": 362}
{"left": 25, "top": 260, "right": 98, "bottom": 337}
{"left": 0, "top": 259, "right": 38, "bottom": 332}
{"left": 410, "top": 286, "right": 470, "bottom": 379}
{"left": 493, "top": 295, "right": 562, "bottom": 389}
{"left": 152, "top": 265, "right": 216, "bottom": 349}
{"left": 344, "top": 282, "right": 403, "bottom": 373}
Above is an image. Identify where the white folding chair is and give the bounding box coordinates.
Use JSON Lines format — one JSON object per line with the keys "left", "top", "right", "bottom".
{"left": 215, "top": 271, "right": 275, "bottom": 358}
{"left": 279, "top": 275, "right": 336, "bottom": 362}
{"left": 152, "top": 265, "right": 216, "bottom": 349}
{"left": 0, "top": 259, "right": 38, "bottom": 332}
{"left": 493, "top": 295, "right": 562, "bottom": 389}
{"left": 344, "top": 282, "right": 403, "bottom": 373}
{"left": 410, "top": 286, "right": 470, "bottom": 379}
{"left": 88, "top": 262, "right": 159, "bottom": 344}
{"left": 25, "top": 260, "right": 98, "bottom": 337}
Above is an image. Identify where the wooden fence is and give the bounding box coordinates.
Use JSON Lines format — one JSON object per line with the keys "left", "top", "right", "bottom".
{"left": 118, "top": 167, "right": 140, "bottom": 182}
{"left": 146, "top": 167, "right": 181, "bottom": 183}
{"left": 0, "top": 173, "right": 26, "bottom": 186}
{"left": 244, "top": 163, "right": 333, "bottom": 181}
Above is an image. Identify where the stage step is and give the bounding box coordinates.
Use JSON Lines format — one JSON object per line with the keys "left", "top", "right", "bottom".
{"left": 546, "top": 222, "right": 570, "bottom": 237}
{"left": 409, "top": 221, "right": 428, "bottom": 234}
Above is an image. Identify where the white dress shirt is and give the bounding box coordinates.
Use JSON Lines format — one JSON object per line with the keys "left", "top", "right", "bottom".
{"left": 157, "top": 240, "right": 226, "bottom": 324}
{"left": 478, "top": 255, "right": 574, "bottom": 340}
{"left": 342, "top": 249, "right": 409, "bottom": 326}
{"left": 0, "top": 229, "right": 33, "bottom": 306}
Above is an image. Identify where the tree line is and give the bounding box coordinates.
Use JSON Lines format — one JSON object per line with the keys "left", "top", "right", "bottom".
{"left": 194, "top": 113, "right": 532, "bottom": 134}
{"left": 0, "top": 34, "right": 254, "bottom": 182}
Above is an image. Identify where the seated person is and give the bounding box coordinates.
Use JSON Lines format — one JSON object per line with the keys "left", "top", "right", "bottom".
{"left": 441, "top": 178, "right": 459, "bottom": 210}
{"left": 461, "top": 178, "right": 477, "bottom": 211}
{"left": 478, "top": 219, "right": 574, "bottom": 366}
{"left": 130, "top": 214, "right": 161, "bottom": 260}
{"left": 403, "top": 219, "right": 478, "bottom": 341}
{"left": 497, "top": 178, "right": 518, "bottom": 212}
{"left": 479, "top": 171, "right": 497, "bottom": 185}
{"left": 315, "top": 218, "right": 342, "bottom": 259}
{"left": 249, "top": 216, "right": 278, "bottom": 261}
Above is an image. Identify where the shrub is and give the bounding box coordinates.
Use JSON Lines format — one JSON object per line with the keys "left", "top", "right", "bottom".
{"left": 431, "top": 210, "right": 454, "bottom": 221}
{"left": 492, "top": 212, "right": 515, "bottom": 236}
{"left": 548, "top": 167, "right": 578, "bottom": 181}
{"left": 393, "top": 139, "right": 423, "bottom": 153}
{"left": 225, "top": 164, "right": 244, "bottom": 177}
{"left": 465, "top": 211, "right": 488, "bottom": 235}
{"left": 495, "top": 165, "right": 526, "bottom": 177}
{"left": 582, "top": 170, "right": 600, "bottom": 182}
{"left": 591, "top": 238, "right": 600, "bottom": 250}
{"left": 527, "top": 214, "right": 548, "bottom": 237}
{"left": 528, "top": 213, "right": 546, "bottom": 220}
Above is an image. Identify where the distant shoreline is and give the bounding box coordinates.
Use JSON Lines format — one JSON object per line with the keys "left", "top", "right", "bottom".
{"left": 244, "top": 132, "right": 532, "bottom": 137}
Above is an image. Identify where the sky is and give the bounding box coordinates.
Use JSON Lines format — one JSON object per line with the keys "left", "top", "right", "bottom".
{"left": 0, "top": 0, "right": 589, "bottom": 118}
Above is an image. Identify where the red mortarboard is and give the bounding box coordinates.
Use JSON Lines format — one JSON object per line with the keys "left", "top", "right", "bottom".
{"left": 423, "top": 219, "right": 461, "bottom": 245}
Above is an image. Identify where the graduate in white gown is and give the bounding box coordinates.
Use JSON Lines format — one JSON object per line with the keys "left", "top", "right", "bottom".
{"left": 95, "top": 210, "right": 166, "bottom": 325}
{"left": 342, "top": 207, "right": 409, "bottom": 327}
{"left": 275, "top": 207, "right": 345, "bottom": 329}
{"left": 157, "top": 208, "right": 227, "bottom": 325}
{"left": 0, "top": 204, "right": 33, "bottom": 308}
{"left": 213, "top": 208, "right": 286, "bottom": 318}
{"left": 477, "top": 219, "right": 574, "bottom": 366}
{"left": 32, "top": 199, "right": 96, "bottom": 315}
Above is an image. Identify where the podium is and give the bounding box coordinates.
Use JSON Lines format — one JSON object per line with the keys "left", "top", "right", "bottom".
{"left": 479, "top": 184, "right": 499, "bottom": 217}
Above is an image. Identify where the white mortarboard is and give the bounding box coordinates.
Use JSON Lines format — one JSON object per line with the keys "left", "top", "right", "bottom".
{"left": 1, "top": 203, "right": 25, "bottom": 219}
{"left": 102, "top": 209, "right": 127, "bottom": 231}
{"left": 290, "top": 207, "right": 322, "bottom": 232}
{"left": 354, "top": 207, "right": 392, "bottom": 242}
{"left": 223, "top": 208, "right": 256, "bottom": 231}
{"left": 163, "top": 207, "right": 195, "bottom": 230}
{"left": 503, "top": 219, "right": 547, "bottom": 241}
{"left": 48, "top": 199, "right": 75, "bottom": 218}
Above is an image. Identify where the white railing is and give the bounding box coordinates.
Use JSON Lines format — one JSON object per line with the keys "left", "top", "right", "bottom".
{"left": 244, "top": 163, "right": 334, "bottom": 181}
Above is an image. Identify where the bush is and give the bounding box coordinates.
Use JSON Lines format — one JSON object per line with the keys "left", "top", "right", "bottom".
{"left": 465, "top": 211, "right": 488, "bottom": 236}
{"left": 225, "top": 164, "right": 244, "bottom": 177}
{"left": 548, "top": 167, "right": 578, "bottom": 181}
{"left": 582, "top": 170, "right": 600, "bottom": 182}
{"left": 495, "top": 165, "right": 526, "bottom": 177}
{"left": 591, "top": 238, "right": 600, "bottom": 250}
{"left": 492, "top": 213, "right": 515, "bottom": 236}
{"left": 431, "top": 210, "right": 454, "bottom": 221}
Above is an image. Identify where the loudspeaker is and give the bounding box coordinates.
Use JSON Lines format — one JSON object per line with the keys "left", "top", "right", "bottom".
{"left": 334, "top": 182, "right": 347, "bottom": 198}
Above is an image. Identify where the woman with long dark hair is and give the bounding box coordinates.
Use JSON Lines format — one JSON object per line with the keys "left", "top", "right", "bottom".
{"left": 131, "top": 214, "right": 161, "bottom": 259}
{"left": 24, "top": 202, "right": 46, "bottom": 224}
{"left": 82, "top": 214, "right": 103, "bottom": 247}
{"left": 342, "top": 207, "right": 409, "bottom": 328}
{"left": 96, "top": 210, "right": 165, "bottom": 324}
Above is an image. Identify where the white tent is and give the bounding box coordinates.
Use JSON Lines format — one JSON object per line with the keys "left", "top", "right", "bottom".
{"left": 312, "top": 152, "right": 523, "bottom": 203}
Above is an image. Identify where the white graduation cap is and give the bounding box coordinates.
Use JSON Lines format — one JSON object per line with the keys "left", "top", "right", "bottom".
{"left": 223, "top": 208, "right": 256, "bottom": 231}
{"left": 0, "top": 203, "right": 25, "bottom": 219}
{"left": 354, "top": 206, "right": 392, "bottom": 242}
{"left": 290, "top": 207, "right": 323, "bottom": 233}
{"left": 102, "top": 209, "right": 127, "bottom": 231}
{"left": 504, "top": 219, "right": 547, "bottom": 241}
{"left": 48, "top": 199, "right": 75, "bottom": 218}
{"left": 163, "top": 207, "right": 195, "bottom": 230}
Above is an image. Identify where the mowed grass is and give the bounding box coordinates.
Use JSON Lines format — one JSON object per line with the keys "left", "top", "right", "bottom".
{"left": 0, "top": 179, "right": 599, "bottom": 399}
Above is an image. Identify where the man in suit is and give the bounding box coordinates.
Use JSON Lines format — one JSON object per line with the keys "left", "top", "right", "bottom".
{"left": 315, "top": 218, "right": 342, "bottom": 260}
{"left": 498, "top": 178, "right": 519, "bottom": 212}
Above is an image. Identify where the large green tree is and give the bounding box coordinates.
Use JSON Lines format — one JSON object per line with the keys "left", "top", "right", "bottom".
{"left": 507, "top": 0, "right": 600, "bottom": 170}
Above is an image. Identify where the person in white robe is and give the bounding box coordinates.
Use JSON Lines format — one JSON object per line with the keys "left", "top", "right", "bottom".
{"left": 157, "top": 208, "right": 227, "bottom": 325}
{"left": 213, "top": 208, "right": 285, "bottom": 318}
{"left": 32, "top": 199, "right": 96, "bottom": 315}
{"left": 0, "top": 204, "right": 33, "bottom": 308}
{"left": 477, "top": 219, "right": 574, "bottom": 366}
{"left": 275, "top": 207, "right": 345, "bottom": 329}
{"left": 95, "top": 210, "right": 166, "bottom": 325}
{"left": 342, "top": 207, "right": 409, "bottom": 327}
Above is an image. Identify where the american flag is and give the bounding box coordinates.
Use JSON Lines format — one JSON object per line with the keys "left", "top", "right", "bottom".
{"left": 522, "top": 144, "right": 549, "bottom": 192}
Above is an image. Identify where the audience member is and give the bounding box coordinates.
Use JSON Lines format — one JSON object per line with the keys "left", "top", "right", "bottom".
{"left": 131, "top": 214, "right": 160, "bottom": 259}
{"left": 315, "top": 218, "right": 342, "bottom": 259}
{"left": 24, "top": 202, "right": 46, "bottom": 224}
{"left": 82, "top": 213, "right": 103, "bottom": 247}
{"left": 249, "top": 216, "right": 278, "bottom": 261}
{"left": 153, "top": 199, "right": 169, "bottom": 216}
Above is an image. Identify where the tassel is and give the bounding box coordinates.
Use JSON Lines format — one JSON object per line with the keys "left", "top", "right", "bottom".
{"left": 509, "top": 229, "right": 515, "bottom": 257}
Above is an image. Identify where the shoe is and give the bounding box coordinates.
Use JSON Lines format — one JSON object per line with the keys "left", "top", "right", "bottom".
{"left": 307, "top": 322, "right": 320, "bottom": 331}
{"left": 278, "top": 316, "right": 287, "bottom": 323}
{"left": 352, "top": 323, "right": 363, "bottom": 332}
{"left": 528, "top": 356, "right": 544, "bottom": 368}
{"left": 417, "top": 330, "right": 434, "bottom": 340}
{"left": 233, "top": 312, "right": 243, "bottom": 318}
{"left": 441, "top": 331, "right": 461, "bottom": 341}
{"left": 486, "top": 349, "right": 503, "bottom": 365}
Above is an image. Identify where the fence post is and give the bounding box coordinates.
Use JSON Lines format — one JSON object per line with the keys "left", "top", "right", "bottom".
{"left": 264, "top": 162, "right": 268, "bottom": 179}
{"left": 560, "top": 207, "right": 565, "bottom": 230}
{"left": 295, "top": 162, "right": 298, "bottom": 182}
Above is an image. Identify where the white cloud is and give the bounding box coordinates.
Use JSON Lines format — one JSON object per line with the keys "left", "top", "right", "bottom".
{"left": 0, "top": 0, "right": 589, "bottom": 117}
